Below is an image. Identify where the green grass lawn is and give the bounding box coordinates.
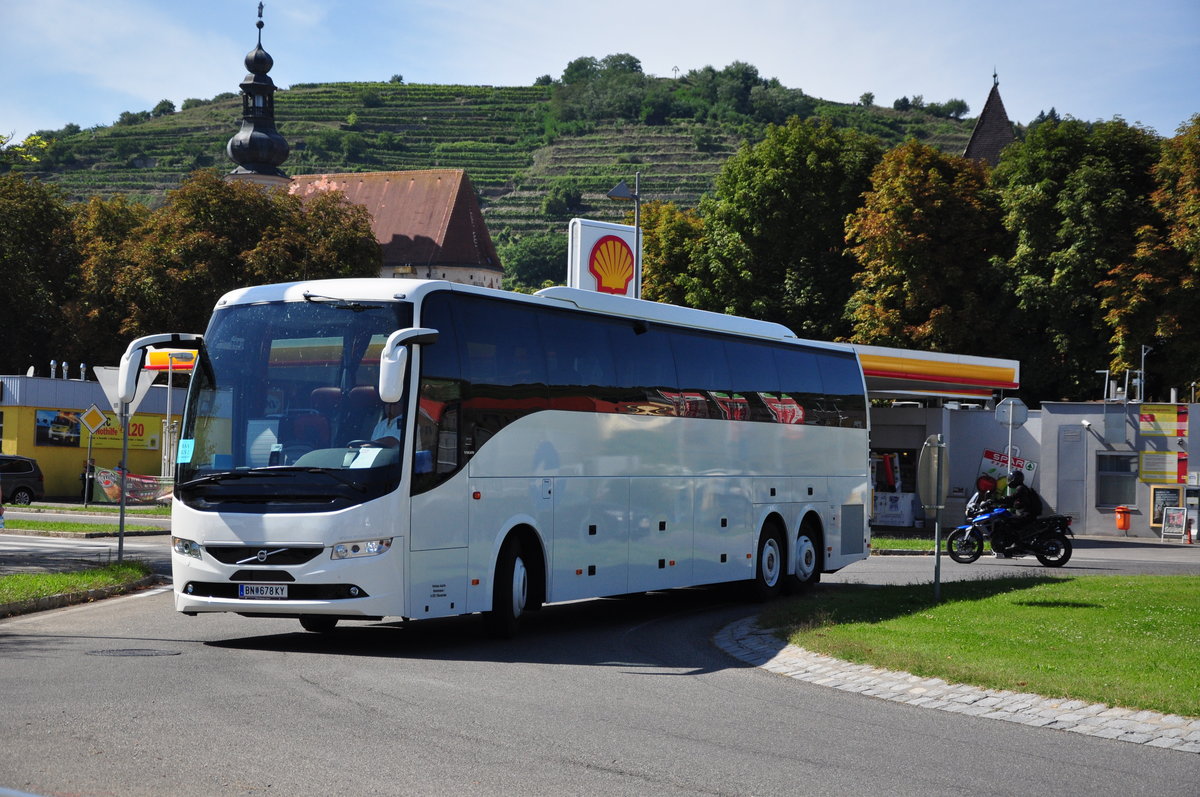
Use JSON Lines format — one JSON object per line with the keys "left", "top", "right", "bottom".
{"left": 0, "top": 562, "right": 153, "bottom": 605}
{"left": 3, "top": 519, "right": 167, "bottom": 534}
{"left": 873, "top": 536, "right": 937, "bottom": 551}
{"left": 760, "top": 575, "right": 1200, "bottom": 718}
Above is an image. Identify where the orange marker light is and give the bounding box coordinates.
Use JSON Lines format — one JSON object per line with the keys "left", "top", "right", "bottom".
{"left": 473, "top": 491, "right": 482, "bottom": 500}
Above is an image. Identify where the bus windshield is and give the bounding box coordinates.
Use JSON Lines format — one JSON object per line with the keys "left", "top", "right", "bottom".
{"left": 176, "top": 298, "right": 414, "bottom": 512}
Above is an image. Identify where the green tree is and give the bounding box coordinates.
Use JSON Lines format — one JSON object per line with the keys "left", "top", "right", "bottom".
{"left": 992, "top": 117, "right": 1162, "bottom": 398}
{"left": 113, "top": 171, "right": 380, "bottom": 338}
{"left": 636, "top": 201, "right": 704, "bottom": 306}
{"left": 0, "top": 133, "right": 49, "bottom": 167}
{"left": 0, "top": 174, "right": 77, "bottom": 374}
{"left": 561, "top": 56, "right": 599, "bottom": 85}
{"left": 845, "top": 140, "right": 1010, "bottom": 352}
{"left": 62, "top": 195, "right": 151, "bottom": 367}
{"left": 497, "top": 231, "right": 568, "bottom": 291}
{"left": 1101, "top": 115, "right": 1200, "bottom": 388}
{"left": 689, "top": 117, "right": 883, "bottom": 339}
{"left": 540, "top": 180, "right": 583, "bottom": 218}
{"left": 151, "top": 99, "right": 176, "bottom": 117}
{"left": 1151, "top": 114, "right": 1200, "bottom": 264}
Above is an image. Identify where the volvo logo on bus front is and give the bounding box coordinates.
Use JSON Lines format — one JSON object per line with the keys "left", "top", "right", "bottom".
{"left": 236, "top": 548, "right": 287, "bottom": 566}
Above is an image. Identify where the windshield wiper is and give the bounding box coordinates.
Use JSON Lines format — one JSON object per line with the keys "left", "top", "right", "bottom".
{"left": 302, "top": 291, "right": 382, "bottom": 312}
{"left": 178, "top": 470, "right": 295, "bottom": 489}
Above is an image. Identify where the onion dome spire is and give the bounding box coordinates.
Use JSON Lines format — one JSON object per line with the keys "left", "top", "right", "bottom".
{"left": 226, "top": 2, "right": 290, "bottom": 184}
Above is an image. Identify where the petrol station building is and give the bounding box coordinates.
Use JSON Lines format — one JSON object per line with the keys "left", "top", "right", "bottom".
{"left": 858, "top": 345, "right": 1195, "bottom": 541}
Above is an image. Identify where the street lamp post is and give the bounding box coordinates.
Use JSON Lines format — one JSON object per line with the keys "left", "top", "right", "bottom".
{"left": 606, "top": 172, "right": 641, "bottom": 299}
{"left": 1139, "top": 345, "right": 1153, "bottom": 403}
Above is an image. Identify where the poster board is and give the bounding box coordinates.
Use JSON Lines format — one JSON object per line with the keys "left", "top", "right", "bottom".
{"left": 1160, "top": 506, "right": 1186, "bottom": 540}
{"left": 1149, "top": 485, "right": 1183, "bottom": 529}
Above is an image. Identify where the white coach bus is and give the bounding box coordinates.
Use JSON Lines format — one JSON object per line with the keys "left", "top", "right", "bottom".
{"left": 122, "top": 279, "right": 871, "bottom": 635}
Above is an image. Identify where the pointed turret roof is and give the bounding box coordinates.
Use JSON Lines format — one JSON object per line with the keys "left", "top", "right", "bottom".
{"left": 226, "top": 2, "right": 290, "bottom": 185}
{"left": 963, "top": 73, "right": 1015, "bottom": 167}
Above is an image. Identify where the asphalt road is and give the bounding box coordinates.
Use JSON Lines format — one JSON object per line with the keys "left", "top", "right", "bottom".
{"left": 1, "top": 538, "right": 1197, "bottom": 796}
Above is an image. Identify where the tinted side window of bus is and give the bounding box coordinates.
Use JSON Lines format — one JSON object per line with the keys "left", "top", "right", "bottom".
{"left": 724, "top": 339, "right": 781, "bottom": 423}
{"left": 537, "top": 309, "right": 621, "bottom": 412}
{"left": 670, "top": 330, "right": 732, "bottom": 419}
{"left": 774, "top": 346, "right": 825, "bottom": 425}
{"left": 456, "top": 295, "right": 547, "bottom": 455}
{"left": 817, "top": 352, "right": 868, "bottom": 428}
{"left": 610, "top": 322, "right": 678, "bottom": 416}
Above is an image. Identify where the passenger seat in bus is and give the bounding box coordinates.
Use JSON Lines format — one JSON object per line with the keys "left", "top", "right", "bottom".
{"left": 309, "top": 387, "right": 342, "bottom": 446}
{"left": 347, "top": 385, "right": 383, "bottom": 441}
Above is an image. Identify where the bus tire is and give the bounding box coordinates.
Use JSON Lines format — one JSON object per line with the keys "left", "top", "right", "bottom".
{"left": 751, "top": 526, "right": 785, "bottom": 602}
{"left": 484, "top": 537, "right": 530, "bottom": 638}
{"left": 785, "top": 524, "right": 822, "bottom": 594}
{"left": 299, "top": 615, "right": 338, "bottom": 633}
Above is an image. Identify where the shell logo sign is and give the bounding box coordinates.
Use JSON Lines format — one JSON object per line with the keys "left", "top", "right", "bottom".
{"left": 588, "top": 235, "right": 635, "bottom": 294}
{"left": 568, "top": 218, "right": 642, "bottom": 298}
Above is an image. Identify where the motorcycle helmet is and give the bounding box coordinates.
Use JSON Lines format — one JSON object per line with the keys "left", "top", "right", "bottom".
{"left": 1008, "top": 470, "right": 1024, "bottom": 488}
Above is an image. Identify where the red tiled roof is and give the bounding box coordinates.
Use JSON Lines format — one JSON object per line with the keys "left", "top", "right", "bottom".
{"left": 289, "top": 169, "right": 501, "bottom": 272}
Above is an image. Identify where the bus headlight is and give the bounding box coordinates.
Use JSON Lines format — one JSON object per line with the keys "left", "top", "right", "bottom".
{"left": 332, "top": 538, "right": 393, "bottom": 560}
{"left": 172, "top": 537, "right": 202, "bottom": 559}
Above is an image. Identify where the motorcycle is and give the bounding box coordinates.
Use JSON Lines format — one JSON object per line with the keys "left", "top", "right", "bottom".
{"left": 945, "top": 502, "right": 1074, "bottom": 567}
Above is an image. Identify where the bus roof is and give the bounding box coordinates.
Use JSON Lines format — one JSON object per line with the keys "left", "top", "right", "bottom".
{"left": 213, "top": 278, "right": 853, "bottom": 352}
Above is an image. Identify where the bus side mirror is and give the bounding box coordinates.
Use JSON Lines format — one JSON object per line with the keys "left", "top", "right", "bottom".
{"left": 379, "top": 327, "right": 438, "bottom": 403}
{"left": 118, "top": 333, "right": 204, "bottom": 404}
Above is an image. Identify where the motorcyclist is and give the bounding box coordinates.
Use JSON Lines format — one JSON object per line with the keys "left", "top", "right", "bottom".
{"left": 994, "top": 469, "right": 1043, "bottom": 556}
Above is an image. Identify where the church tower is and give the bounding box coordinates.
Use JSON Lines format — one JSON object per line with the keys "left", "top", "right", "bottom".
{"left": 226, "top": 2, "right": 290, "bottom": 186}
{"left": 963, "top": 72, "right": 1016, "bottom": 167}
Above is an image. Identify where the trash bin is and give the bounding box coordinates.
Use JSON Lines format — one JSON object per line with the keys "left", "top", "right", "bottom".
{"left": 1114, "top": 505, "right": 1131, "bottom": 531}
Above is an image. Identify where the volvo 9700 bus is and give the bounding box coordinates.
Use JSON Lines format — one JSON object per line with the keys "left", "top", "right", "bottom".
{"left": 122, "top": 279, "right": 871, "bottom": 635}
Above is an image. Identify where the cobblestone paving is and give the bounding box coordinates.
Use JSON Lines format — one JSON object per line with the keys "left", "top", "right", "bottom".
{"left": 715, "top": 616, "right": 1200, "bottom": 754}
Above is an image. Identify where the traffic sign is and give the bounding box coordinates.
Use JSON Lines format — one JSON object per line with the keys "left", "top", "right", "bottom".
{"left": 79, "top": 404, "right": 109, "bottom": 434}
{"left": 917, "top": 434, "right": 950, "bottom": 511}
{"left": 995, "top": 397, "right": 1028, "bottom": 427}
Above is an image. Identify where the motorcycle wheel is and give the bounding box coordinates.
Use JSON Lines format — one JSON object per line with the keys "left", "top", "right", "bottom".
{"left": 1034, "top": 531, "right": 1072, "bottom": 567}
{"left": 946, "top": 528, "right": 984, "bottom": 564}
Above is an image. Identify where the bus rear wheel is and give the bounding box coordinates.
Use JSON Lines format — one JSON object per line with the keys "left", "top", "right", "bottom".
{"left": 785, "top": 526, "right": 822, "bottom": 594}
{"left": 484, "top": 538, "right": 531, "bottom": 638}
{"left": 751, "top": 526, "right": 785, "bottom": 601}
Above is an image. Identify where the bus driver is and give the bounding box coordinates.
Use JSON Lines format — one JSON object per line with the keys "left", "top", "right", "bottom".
{"left": 371, "top": 400, "right": 404, "bottom": 447}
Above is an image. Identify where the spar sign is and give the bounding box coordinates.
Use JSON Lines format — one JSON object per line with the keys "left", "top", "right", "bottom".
{"left": 567, "top": 218, "right": 642, "bottom": 298}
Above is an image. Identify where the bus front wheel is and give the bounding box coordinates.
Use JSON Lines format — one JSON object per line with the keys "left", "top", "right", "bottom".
{"left": 299, "top": 615, "right": 338, "bottom": 633}
{"left": 484, "top": 538, "right": 530, "bottom": 638}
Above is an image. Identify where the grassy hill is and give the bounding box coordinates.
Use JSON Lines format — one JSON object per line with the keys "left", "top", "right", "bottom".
{"left": 17, "top": 80, "right": 976, "bottom": 236}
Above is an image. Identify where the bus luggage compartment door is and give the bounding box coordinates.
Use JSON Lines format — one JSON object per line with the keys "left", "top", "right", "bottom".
{"left": 409, "top": 548, "right": 467, "bottom": 619}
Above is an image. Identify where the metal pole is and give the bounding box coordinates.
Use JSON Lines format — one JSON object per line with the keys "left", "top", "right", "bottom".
{"left": 84, "top": 436, "right": 93, "bottom": 508}
{"left": 633, "top": 171, "right": 641, "bottom": 300}
{"left": 933, "top": 434, "right": 943, "bottom": 603}
{"left": 117, "top": 403, "right": 129, "bottom": 563}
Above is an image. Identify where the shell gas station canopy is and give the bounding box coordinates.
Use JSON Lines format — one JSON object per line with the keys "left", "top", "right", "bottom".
{"left": 848, "top": 343, "right": 1019, "bottom": 401}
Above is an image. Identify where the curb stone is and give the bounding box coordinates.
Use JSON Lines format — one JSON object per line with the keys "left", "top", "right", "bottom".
{"left": 714, "top": 616, "right": 1200, "bottom": 754}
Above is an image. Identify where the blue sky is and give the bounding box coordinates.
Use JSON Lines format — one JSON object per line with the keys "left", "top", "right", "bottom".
{"left": 2, "top": 0, "right": 1197, "bottom": 144}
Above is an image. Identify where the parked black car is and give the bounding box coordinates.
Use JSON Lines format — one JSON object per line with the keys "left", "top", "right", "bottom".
{"left": 0, "top": 454, "right": 45, "bottom": 504}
